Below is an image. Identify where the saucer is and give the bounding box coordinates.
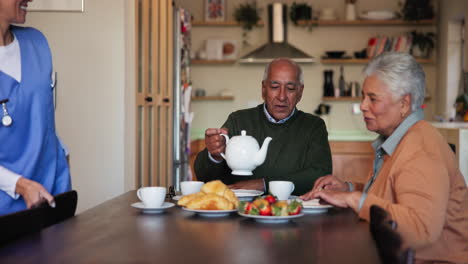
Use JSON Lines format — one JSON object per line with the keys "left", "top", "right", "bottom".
{"left": 131, "top": 202, "right": 175, "bottom": 214}
{"left": 172, "top": 195, "right": 182, "bottom": 201}
{"left": 301, "top": 199, "right": 333, "bottom": 214}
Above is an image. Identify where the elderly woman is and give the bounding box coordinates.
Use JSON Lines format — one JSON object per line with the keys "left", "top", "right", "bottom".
{"left": 301, "top": 52, "right": 468, "bottom": 263}
{"left": 0, "top": 0, "right": 71, "bottom": 215}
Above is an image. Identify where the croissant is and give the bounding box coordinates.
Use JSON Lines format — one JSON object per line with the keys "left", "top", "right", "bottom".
{"left": 177, "top": 192, "right": 205, "bottom": 207}
{"left": 185, "top": 193, "right": 234, "bottom": 210}
{"left": 201, "top": 180, "right": 239, "bottom": 208}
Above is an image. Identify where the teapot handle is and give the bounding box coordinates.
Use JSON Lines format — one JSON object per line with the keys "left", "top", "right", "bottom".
{"left": 219, "top": 133, "right": 229, "bottom": 160}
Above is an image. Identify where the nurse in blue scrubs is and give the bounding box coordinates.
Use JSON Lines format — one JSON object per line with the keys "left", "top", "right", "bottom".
{"left": 0, "top": 0, "right": 71, "bottom": 215}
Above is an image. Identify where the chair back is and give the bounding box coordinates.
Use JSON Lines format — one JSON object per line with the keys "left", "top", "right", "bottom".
{"left": 0, "top": 206, "right": 45, "bottom": 245}
{"left": 370, "top": 205, "right": 414, "bottom": 264}
{"left": 43, "top": 190, "right": 78, "bottom": 229}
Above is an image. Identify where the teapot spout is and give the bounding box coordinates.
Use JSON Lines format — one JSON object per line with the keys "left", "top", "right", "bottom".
{"left": 254, "top": 137, "right": 272, "bottom": 166}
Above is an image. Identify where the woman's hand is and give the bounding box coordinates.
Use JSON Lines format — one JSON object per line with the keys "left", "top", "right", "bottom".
{"left": 301, "top": 174, "right": 349, "bottom": 201}
{"left": 204, "top": 128, "right": 229, "bottom": 161}
{"left": 15, "top": 177, "right": 55, "bottom": 208}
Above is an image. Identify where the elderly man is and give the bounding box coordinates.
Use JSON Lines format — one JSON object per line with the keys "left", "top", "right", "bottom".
{"left": 194, "top": 58, "right": 332, "bottom": 195}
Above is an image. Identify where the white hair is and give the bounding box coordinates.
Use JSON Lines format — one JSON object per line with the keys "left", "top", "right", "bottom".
{"left": 363, "top": 52, "right": 425, "bottom": 112}
{"left": 262, "top": 58, "right": 304, "bottom": 85}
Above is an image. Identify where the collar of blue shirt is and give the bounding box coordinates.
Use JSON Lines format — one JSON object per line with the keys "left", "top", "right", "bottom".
{"left": 372, "top": 109, "right": 424, "bottom": 156}
{"left": 263, "top": 103, "right": 296, "bottom": 124}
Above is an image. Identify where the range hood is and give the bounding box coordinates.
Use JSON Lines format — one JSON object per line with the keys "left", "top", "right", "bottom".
{"left": 239, "top": 3, "right": 315, "bottom": 64}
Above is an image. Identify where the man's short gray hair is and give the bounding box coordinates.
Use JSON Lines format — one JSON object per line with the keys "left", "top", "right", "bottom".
{"left": 262, "top": 58, "right": 304, "bottom": 85}
{"left": 363, "top": 52, "right": 425, "bottom": 112}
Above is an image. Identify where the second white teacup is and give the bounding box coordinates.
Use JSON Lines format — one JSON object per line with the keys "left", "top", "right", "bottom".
{"left": 269, "top": 181, "right": 295, "bottom": 200}
{"left": 180, "top": 181, "right": 204, "bottom": 195}
{"left": 137, "top": 186, "right": 166, "bottom": 208}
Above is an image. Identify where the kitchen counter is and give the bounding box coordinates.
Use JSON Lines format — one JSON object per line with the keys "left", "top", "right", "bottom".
{"left": 328, "top": 130, "right": 378, "bottom": 142}
{"left": 431, "top": 122, "right": 468, "bottom": 129}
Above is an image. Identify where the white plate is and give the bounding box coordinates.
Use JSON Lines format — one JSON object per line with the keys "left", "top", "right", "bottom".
{"left": 238, "top": 212, "right": 304, "bottom": 223}
{"left": 131, "top": 202, "right": 175, "bottom": 214}
{"left": 232, "top": 189, "right": 264, "bottom": 200}
{"left": 182, "top": 207, "right": 237, "bottom": 217}
{"left": 301, "top": 199, "right": 333, "bottom": 214}
{"left": 172, "top": 195, "right": 182, "bottom": 201}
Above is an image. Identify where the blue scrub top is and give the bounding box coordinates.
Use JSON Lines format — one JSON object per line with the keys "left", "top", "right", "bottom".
{"left": 0, "top": 26, "right": 71, "bottom": 215}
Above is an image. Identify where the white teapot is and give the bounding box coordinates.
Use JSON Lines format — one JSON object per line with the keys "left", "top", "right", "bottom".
{"left": 220, "top": 130, "right": 272, "bottom": 175}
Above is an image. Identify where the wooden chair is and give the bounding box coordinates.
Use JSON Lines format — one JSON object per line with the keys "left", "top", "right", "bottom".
{"left": 370, "top": 205, "right": 414, "bottom": 264}
{"left": 42, "top": 190, "right": 78, "bottom": 229}
{"left": 0, "top": 205, "right": 45, "bottom": 245}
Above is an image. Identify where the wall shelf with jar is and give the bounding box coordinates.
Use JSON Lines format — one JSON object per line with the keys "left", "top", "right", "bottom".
{"left": 321, "top": 58, "right": 434, "bottom": 64}
{"left": 192, "top": 59, "right": 237, "bottom": 65}
{"left": 297, "top": 19, "right": 435, "bottom": 27}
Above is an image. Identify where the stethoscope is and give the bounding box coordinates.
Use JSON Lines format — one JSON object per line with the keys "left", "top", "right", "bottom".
{"left": 0, "top": 99, "right": 13, "bottom": 127}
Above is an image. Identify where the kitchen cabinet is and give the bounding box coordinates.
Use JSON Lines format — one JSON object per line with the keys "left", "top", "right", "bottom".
{"left": 432, "top": 123, "right": 468, "bottom": 184}
{"left": 330, "top": 141, "right": 374, "bottom": 184}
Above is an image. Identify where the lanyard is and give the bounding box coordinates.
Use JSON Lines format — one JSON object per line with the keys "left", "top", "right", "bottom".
{"left": 0, "top": 99, "right": 13, "bottom": 127}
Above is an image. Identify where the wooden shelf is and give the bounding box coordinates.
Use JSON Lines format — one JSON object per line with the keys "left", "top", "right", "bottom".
{"left": 297, "top": 19, "right": 435, "bottom": 26}
{"left": 192, "top": 59, "right": 237, "bottom": 65}
{"left": 321, "top": 58, "right": 434, "bottom": 64}
{"left": 192, "top": 21, "right": 264, "bottom": 27}
{"left": 192, "top": 96, "right": 234, "bottom": 101}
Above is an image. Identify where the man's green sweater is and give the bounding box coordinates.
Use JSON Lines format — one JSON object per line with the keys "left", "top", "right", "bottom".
{"left": 194, "top": 104, "right": 332, "bottom": 195}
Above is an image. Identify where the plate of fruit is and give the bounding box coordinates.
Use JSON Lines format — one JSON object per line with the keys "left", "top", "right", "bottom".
{"left": 237, "top": 195, "right": 304, "bottom": 224}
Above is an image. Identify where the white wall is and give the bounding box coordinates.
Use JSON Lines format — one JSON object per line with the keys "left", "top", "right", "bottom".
{"left": 26, "top": 0, "right": 135, "bottom": 213}
{"left": 175, "top": 0, "right": 438, "bottom": 138}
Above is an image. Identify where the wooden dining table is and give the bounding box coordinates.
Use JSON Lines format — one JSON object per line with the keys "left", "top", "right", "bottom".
{"left": 0, "top": 191, "right": 381, "bottom": 264}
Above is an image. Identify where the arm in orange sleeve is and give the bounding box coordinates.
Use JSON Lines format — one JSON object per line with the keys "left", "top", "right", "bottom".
{"left": 358, "top": 153, "right": 449, "bottom": 249}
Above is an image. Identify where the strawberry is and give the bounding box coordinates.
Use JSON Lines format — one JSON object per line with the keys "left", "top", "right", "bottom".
{"left": 288, "top": 200, "right": 302, "bottom": 215}
{"left": 263, "top": 194, "right": 276, "bottom": 204}
{"left": 271, "top": 201, "right": 288, "bottom": 216}
{"left": 252, "top": 198, "right": 271, "bottom": 216}
{"left": 243, "top": 202, "right": 259, "bottom": 215}
{"left": 258, "top": 203, "right": 272, "bottom": 216}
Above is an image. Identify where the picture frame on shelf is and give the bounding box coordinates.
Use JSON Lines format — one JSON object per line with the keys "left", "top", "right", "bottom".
{"left": 205, "top": 0, "right": 226, "bottom": 22}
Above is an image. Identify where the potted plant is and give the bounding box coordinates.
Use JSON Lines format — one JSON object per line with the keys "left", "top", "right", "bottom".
{"left": 233, "top": 2, "right": 261, "bottom": 46}
{"left": 401, "top": 0, "right": 434, "bottom": 21}
{"left": 410, "top": 31, "right": 435, "bottom": 58}
{"left": 289, "top": 2, "right": 313, "bottom": 25}
{"left": 233, "top": 2, "right": 261, "bottom": 31}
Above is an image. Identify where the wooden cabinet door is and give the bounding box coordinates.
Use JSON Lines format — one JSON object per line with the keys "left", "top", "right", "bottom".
{"left": 330, "top": 141, "right": 374, "bottom": 184}
{"left": 135, "top": 0, "right": 173, "bottom": 188}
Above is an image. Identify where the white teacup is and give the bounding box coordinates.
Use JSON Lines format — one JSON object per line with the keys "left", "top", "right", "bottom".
{"left": 180, "top": 181, "right": 204, "bottom": 195}
{"left": 269, "top": 181, "right": 295, "bottom": 200}
{"left": 137, "top": 186, "right": 166, "bottom": 208}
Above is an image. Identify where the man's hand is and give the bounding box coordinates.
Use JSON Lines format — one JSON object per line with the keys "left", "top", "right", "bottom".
{"left": 228, "top": 179, "right": 264, "bottom": 191}
{"left": 15, "top": 177, "right": 55, "bottom": 208}
{"left": 205, "top": 128, "right": 229, "bottom": 161}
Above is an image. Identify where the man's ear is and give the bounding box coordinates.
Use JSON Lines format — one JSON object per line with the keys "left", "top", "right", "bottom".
{"left": 297, "top": 84, "right": 304, "bottom": 102}
{"left": 261, "top": 81, "right": 267, "bottom": 100}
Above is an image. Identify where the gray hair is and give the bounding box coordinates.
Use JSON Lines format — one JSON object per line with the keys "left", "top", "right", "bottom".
{"left": 262, "top": 58, "right": 304, "bottom": 85}
{"left": 363, "top": 52, "right": 425, "bottom": 112}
